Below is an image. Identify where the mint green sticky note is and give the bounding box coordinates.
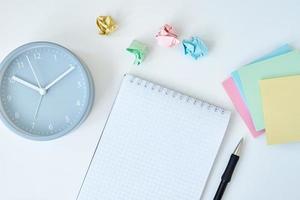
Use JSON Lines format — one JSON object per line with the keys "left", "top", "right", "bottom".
{"left": 126, "top": 40, "right": 148, "bottom": 65}
{"left": 231, "top": 44, "right": 293, "bottom": 103}
{"left": 238, "top": 50, "right": 300, "bottom": 131}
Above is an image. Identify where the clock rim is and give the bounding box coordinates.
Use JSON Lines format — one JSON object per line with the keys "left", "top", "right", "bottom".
{"left": 0, "top": 41, "right": 95, "bottom": 141}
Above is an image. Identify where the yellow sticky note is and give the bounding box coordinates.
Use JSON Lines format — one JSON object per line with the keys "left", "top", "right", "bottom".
{"left": 260, "top": 75, "right": 300, "bottom": 144}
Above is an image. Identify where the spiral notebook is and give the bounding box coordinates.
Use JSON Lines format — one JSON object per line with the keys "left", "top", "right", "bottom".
{"left": 77, "top": 74, "right": 231, "bottom": 200}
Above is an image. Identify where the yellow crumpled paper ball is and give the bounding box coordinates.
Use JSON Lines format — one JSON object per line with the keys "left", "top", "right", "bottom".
{"left": 96, "top": 16, "right": 117, "bottom": 35}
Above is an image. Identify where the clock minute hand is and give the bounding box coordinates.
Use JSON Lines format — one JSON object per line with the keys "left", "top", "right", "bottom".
{"left": 12, "top": 76, "right": 42, "bottom": 94}
{"left": 45, "top": 66, "right": 75, "bottom": 91}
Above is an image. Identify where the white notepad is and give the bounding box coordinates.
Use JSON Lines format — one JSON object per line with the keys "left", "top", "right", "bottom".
{"left": 77, "top": 74, "right": 231, "bottom": 200}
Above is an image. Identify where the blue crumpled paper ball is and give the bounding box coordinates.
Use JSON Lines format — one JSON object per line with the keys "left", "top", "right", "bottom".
{"left": 182, "top": 37, "right": 208, "bottom": 60}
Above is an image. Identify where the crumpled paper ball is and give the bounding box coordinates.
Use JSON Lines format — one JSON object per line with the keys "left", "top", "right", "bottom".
{"left": 182, "top": 36, "right": 208, "bottom": 60}
{"left": 155, "top": 24, "right": 180, "bottom": 48}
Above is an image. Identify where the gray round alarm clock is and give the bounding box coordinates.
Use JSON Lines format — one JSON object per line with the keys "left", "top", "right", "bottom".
{"left": 0, "top": 42, "right": 94, "bottom": 140}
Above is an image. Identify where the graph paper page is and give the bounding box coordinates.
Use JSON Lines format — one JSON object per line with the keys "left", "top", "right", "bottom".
{"left": 77, "top": 74, "right": 231, "bottom": 200}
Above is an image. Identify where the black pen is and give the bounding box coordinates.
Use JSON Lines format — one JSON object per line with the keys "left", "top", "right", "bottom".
{"left": 213, "top": 138, "right": 243, "bottom": 200}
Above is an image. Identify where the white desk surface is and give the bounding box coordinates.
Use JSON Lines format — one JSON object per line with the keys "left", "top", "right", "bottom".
{"left": 1, "top": 0, "right": 300, "bottom": 199}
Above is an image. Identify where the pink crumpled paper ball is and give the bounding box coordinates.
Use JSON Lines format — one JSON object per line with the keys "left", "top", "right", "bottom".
{"left": 156, "top": 24, "right": 180, "bottom": 48}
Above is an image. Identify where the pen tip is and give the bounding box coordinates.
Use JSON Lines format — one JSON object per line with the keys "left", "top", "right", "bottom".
{"left": 233, "top": 137, "right": 244, "bottom": 156}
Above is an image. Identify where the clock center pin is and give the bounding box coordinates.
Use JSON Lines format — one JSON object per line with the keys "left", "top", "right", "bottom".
{"left": 39, "top": 88, "right": 47, "bottom": 96}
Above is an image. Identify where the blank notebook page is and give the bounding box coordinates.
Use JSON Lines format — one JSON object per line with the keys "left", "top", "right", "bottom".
{"left": 77, "top": 74, "right": 231, "bottom": 200}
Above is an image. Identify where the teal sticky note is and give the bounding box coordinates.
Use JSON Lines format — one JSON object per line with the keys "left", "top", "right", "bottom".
{"left": 238, "top": 50, "right": 300, "bottom": 131}
{"left": 231, "top": 44, "right": 293, "bottom": 104}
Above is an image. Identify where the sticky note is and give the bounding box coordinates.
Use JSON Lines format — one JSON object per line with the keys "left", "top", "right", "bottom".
{"left": 260, "top": 75, "right": 300, "bottom": 144}
{"left": 223, "top": 78, "right": 264, "bottom": 137}
{"left": 231, "top": 44, "right": 293, "bottom": 103}
{"left": 238, "top": 50, "right": 300, "bottom": 131}
{"left": 223, "top": 44, "right": 293, "bottom": 137}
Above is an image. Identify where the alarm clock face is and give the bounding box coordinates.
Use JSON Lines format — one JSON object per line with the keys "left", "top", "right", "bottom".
{"left": 0, "top": 42, "right": 94, "bottom": 140}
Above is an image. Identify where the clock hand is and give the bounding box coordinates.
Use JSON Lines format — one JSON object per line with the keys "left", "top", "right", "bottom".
{"left": 26, "top": 55, "right": 42, "bottom": 89}
{"left": 33, "top": 95, "right": 43, "bottom": 120}
{"left": 12, "top": 76, "right": 46, "bottom": 95}
{"left": 45, "top": 66, "right": 75, "bottom": 90}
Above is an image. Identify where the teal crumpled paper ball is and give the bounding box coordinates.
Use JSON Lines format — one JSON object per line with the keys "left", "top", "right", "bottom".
{"left": 182, "top": 37, "right": 208, "bottom": 60}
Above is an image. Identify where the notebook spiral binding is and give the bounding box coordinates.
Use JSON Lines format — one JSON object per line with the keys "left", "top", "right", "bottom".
{"left": 129, "top": 76, "right": 225, "bottom": 115}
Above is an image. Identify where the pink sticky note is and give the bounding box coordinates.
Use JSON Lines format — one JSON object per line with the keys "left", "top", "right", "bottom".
{"left": 156, "top": 24, "right": 180, "bottom": 48}
{"left": 223, "top": 77, "right": 264, "bottom": 137}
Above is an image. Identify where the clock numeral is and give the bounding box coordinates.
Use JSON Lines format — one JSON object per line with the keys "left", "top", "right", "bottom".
{"left": 77, "top": 81, "right": 82, "bottom": 88}
{"left": 14, "top": 112, "right": 20, "bottom": 119}
{"left": 48, "top": 123, "right": 53, "bottom": 130}
{"left": 34, "top": 52, "right": 41, "bottom": 60}
{"left": 69, "top": 64, "right": 75, "bottom": 68}
{"left": 9, "top": 77, "right": 15, "bottom": 84}
{"left": 6, "top": 95, "right": 12, "bottom": 102}
{"left": 31, "top": 122, "right": 35, "bottom": 129}
{"left": 65, "top": 115, "right": 70, "bottom": 123}
{"left": 53, "top": 54, "right": 57, "bottom": 61}
{"left": 17, "top": 61, "right": 24, "bottom": 69}
{"left": 76, "top": 100, "right": 81, "bottom": 106}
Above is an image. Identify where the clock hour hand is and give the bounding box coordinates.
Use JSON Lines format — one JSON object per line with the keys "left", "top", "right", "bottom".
{"left": 45, "top": 66, "right": 75, "bottom": 90}
{"left": 12, "top": 76, "right": 45, "bottom": 95}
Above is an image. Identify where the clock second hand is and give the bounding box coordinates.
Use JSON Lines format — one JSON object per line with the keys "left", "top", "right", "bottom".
{"left": 26, "top": 55, "right": 42, "bottom": 89}
{"left": 33, "top": 95, "right": 44, "bottom": 122}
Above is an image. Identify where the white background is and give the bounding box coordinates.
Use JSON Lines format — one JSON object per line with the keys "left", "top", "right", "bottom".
{"left": 0, "top": 0, "right": 300, "bottom": 199}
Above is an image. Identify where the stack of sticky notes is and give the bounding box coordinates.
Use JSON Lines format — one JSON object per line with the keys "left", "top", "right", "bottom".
{"left": 223, "top": 44, "right": 300, "bottom": 145}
